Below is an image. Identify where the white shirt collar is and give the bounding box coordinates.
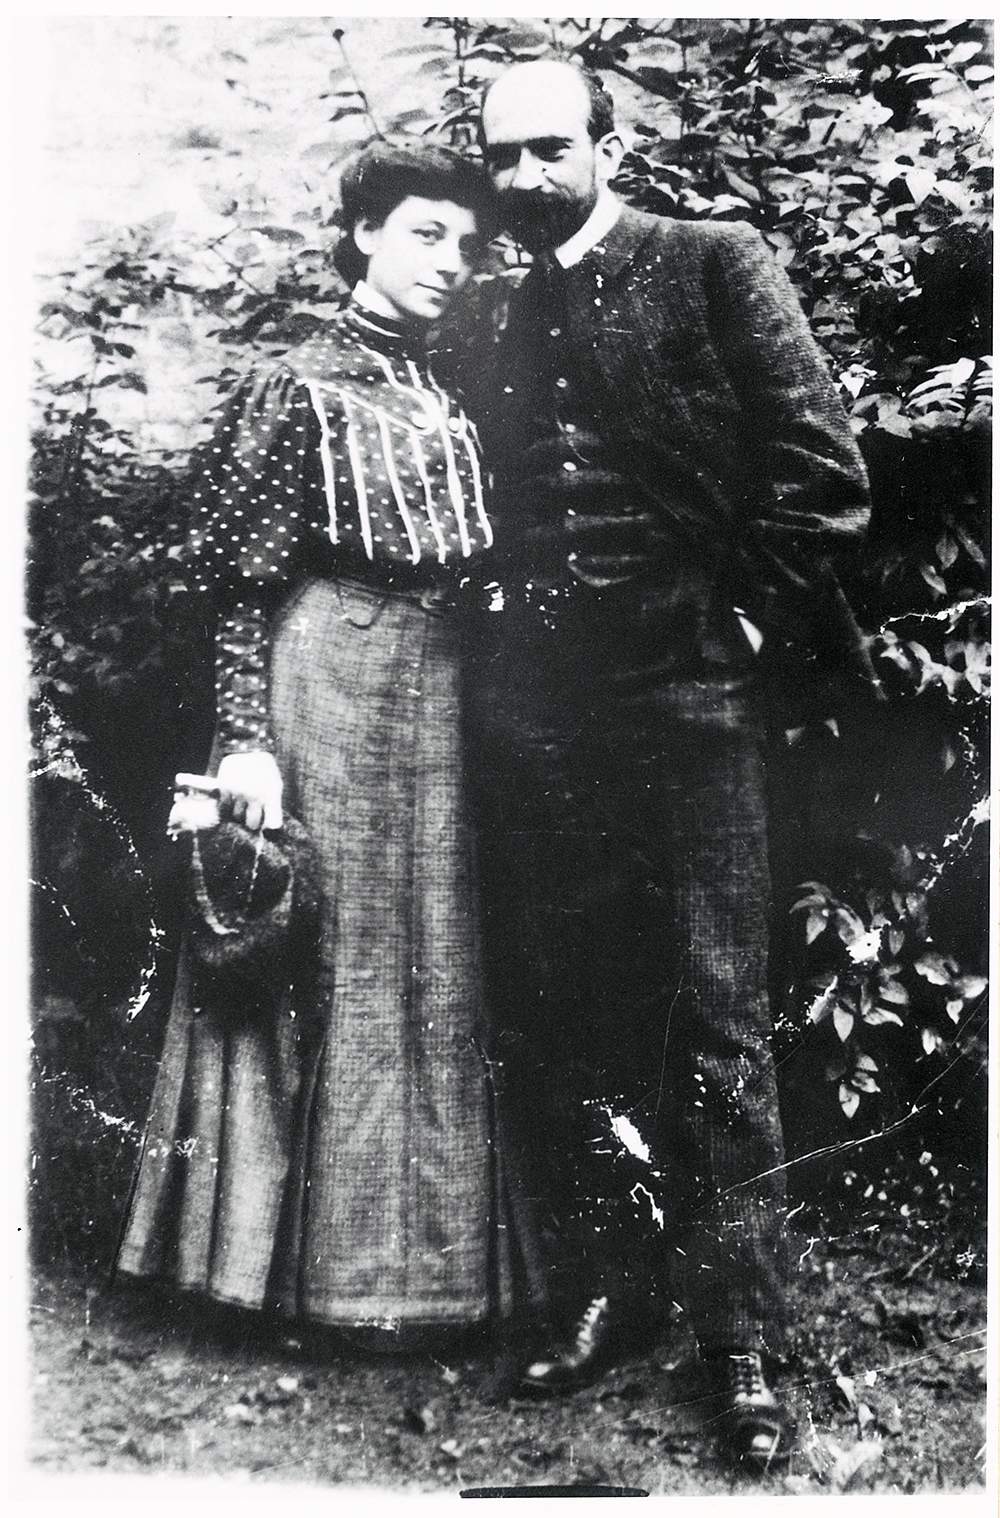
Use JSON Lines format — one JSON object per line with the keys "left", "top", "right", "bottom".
{"left": 353, "top": 279, "right": 404, "bottom": 324}
{"left": 553, "top": 187, "right": 623, "bottom": 269}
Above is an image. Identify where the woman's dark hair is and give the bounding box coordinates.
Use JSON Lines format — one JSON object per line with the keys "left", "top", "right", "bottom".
{"left": 334, "top": 139, "right": 497, "bottom": 287}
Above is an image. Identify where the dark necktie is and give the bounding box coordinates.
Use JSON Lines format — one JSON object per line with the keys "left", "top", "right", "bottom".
{"left": 526, "top": 249, "right": 569, "bottom": 344}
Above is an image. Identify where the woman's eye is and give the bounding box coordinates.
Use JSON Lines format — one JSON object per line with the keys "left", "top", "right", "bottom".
{"left": 415, "top": 228, "right": 441, "bottom": 243}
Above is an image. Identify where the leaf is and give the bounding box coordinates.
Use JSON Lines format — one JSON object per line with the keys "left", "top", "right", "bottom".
{"left": 833, "top": 1007, "right": 855, "bottom": 1042}
{"left": 936, "top": 533, "right": 958, "bottom": 569}
{"left": 935, "top": 180, "right": 972, "bottom": 214}
{"left": 840, "top": 368, "right": 869, "bottom": 399}
{"left": 958, "top": 521, "right": 990, "bottom": 566}
{"left": 384, "top": 41, "right": 446, "bottom": 60}
{"left": 919, "top": 563, "right": 947, "bottom": 598}
{"left": 709, "top": 194, "right": 752, "bottom": 215}
{"left": 864, "top": 1007, "right": 904, "bottom": 1027}
{"left": 880, "top": 980, "right": 909, "bottom": 1004}
{"left": 905, "top": 170, "right": 937, "bottom": 207}
{"left": 806, "top": 910, "right": 828, "bottom": 945}
{"left": 634, "top": 65, "right": 682, "bottom": 99}
{"left": 839, "top": 1084, "right": 860, "bottom": 1118}
{"left": 947, "top": 41, "right": 984, "bottom": 66}
{"left": 251, "top": 226, "right": 306, "bottom": 245}
{"left": 723, "top": 167, "right": 762, "bottom": 204}
{"left": 914, "top": 952, "right": 950, "bottom": 986}
{"left": 809, "top": 982, "right": 839, "bottom": 1023}
{"left": 921, "top": 1027, "right": 941, "bottom": 1056}
{"left": 791, "top": 893, "right": 828, "bottom": 912}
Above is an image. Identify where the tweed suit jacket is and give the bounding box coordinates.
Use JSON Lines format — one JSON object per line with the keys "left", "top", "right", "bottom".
{"left": 470, "top": 206, "right": 876, "bottom": 699}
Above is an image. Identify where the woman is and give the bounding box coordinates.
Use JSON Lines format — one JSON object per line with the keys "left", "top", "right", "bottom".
{"left": 116, "top": 142, "right": 540, "bottom": 1338}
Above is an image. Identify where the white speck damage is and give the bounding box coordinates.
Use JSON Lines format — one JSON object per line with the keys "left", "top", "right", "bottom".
{"left": 603, "top": 1108, "right": 652, "bottom": 1164}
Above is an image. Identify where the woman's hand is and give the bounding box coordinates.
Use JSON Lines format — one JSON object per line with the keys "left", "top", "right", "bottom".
{"left": 216, "top": 751, "right": 284, "bottom": 833}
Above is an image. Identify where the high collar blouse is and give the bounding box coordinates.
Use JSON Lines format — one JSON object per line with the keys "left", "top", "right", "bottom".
{"left": 188, "top": 301, "right": 494, "bottom": 753}
{"left": 190, "top": 301, "right": 493, "bottom": 597}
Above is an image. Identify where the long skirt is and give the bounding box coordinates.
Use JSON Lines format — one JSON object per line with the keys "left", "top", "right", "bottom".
{"left": 116, "top": 577, "right": 540, "bottom": 1329}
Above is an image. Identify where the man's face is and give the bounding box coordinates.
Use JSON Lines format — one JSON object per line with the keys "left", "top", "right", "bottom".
{"left": 481, "top": 70, "right": 601, "bottom": 254}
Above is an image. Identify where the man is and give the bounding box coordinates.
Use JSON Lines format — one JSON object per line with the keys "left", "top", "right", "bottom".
{"left": 467, "top": 60, "right": 873, "bottom": 1470}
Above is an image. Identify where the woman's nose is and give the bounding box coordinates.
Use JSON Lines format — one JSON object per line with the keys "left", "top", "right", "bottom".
{"left": 434, "top": 240, "right": 466, "bottom": 280}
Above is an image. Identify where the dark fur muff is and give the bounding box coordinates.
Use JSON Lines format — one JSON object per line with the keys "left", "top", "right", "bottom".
{"left": 184, "top": 816, "right": 322, "bottom": 1017}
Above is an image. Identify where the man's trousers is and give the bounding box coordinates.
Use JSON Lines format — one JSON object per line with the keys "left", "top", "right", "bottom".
{"left": 466, "top": 598, "right": 789, "bottom": 1356}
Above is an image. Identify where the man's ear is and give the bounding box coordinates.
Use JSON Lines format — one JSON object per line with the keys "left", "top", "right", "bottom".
{"left": 353, "top": 216, "right": 378, "bottom": 257}
{"left": 595, "top": 132, "right": 625, "bottom": 186}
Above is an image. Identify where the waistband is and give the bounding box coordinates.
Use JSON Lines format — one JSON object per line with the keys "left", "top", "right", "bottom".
{"left": 327, "top": 571, "right": 458, "bottom": 619}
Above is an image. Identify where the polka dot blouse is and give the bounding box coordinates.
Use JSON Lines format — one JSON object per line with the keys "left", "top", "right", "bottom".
{"left": 190, "top": 300, "right": 494, "bottom": 753}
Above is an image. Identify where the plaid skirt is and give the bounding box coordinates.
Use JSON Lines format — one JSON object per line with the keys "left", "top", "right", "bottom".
{"left": 117, "top": 577, "right": 540, "bottom": 1329}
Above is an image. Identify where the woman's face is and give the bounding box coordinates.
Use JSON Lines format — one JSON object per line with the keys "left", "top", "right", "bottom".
{"left": 354, "top": 195, "right": 483, "bottom": 325}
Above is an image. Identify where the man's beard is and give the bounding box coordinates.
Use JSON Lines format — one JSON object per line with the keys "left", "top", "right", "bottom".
{"left": 503, "top": 187, "right": 598, "bottom": 254}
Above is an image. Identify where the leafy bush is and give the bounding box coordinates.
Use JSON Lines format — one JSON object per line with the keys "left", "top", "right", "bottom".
{"left": 28, "top": 17, "right": 990, "bottom": 1261}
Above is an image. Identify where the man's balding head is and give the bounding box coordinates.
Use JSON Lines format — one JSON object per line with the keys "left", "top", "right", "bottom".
{"left": 481, "top": 60, "right": 615, "bottom": 146}
{"left": 479, "top": 60, "right": 623, "bottom": 253}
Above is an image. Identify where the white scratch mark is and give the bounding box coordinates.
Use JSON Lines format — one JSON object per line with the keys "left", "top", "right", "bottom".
{"left": 876, "top": 593, "right": 990, "bottom": 635}
{"left": 630, "top": 1182, "right": 665, "bottom": 1230}
{"left": 32, "top": 698, "right": 163, "bottom": 1023}
{"left": 798, "top": 1235, "right": 819, "bottom": 1266}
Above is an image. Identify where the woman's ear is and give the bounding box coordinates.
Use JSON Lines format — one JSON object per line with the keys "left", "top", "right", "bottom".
{"left": 352, "top": 216, "right": 379, "bottom": 257}
{"left": 595, "top": 131, "right": 625, "bottom": 186}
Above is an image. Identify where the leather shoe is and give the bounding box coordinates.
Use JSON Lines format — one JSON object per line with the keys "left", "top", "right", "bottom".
{"left": 706, "top": 1349, "right": 793, "bottom": 1473}
{"left": 520, "top": 1294, "right": 616, "bottom": 1395}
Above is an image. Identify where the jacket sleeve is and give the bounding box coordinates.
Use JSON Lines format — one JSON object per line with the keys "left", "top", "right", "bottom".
{"left": 707, "top": 225, "right": 870, "bottom": 630}
{"left": 187, "top": 366, "right": 322, "bottom": 755}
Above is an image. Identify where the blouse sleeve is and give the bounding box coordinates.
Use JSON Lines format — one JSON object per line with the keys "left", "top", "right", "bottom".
{"left": 214, "top": 594, "right": 274, "bottom": 754}
{"left": 188, "top": 365, "right": 322, "bottom": 756}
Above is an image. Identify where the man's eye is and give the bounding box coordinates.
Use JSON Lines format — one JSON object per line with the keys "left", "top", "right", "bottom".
{"left": 537, "top": 146, "right": 567, "bottom": 163}
{"left": 486, "top": 147, "right": 518, "bottom": 172}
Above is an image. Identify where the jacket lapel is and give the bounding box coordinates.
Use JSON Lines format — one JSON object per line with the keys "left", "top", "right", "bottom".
{"left": 581, "top": 204, "right": 659, "bottom": 284}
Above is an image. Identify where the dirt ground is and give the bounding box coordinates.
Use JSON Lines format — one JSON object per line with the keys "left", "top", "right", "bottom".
{"left": 27, "top": 1220, "right": 987, "bottom": 1498}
